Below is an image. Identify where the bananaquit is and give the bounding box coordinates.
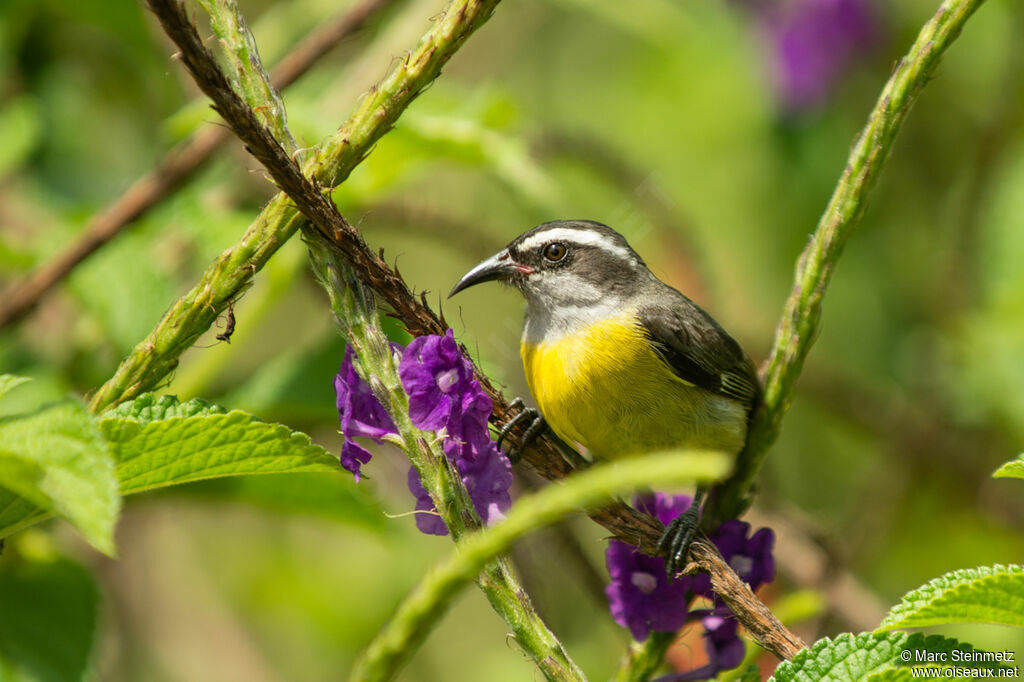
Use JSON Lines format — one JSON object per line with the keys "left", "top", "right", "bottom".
{"left": 449, "top": 220, "right": 760, "bottom": 573}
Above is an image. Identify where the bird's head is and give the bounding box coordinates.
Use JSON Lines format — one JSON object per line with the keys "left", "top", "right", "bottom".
{"left": 449, "top": 220, "right": 650, "bottom": 314}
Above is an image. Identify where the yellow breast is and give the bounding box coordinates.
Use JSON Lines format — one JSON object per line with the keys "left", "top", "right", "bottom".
{"left": 520, "top": 314, "right": 746, "bottom": 460}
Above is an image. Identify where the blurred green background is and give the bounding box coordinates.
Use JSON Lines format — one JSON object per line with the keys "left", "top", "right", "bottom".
{"left": 0, "top": 0, "right": 1022, "bottom": 679}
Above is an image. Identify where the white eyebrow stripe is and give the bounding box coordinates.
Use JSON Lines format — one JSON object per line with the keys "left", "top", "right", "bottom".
{"left": 518, "top": 228, "right": 636, "bottom": 262}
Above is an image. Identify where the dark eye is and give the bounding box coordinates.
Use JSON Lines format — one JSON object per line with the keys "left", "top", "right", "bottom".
{"left": 543, "top": 242, "right": 567, "bottom": 262}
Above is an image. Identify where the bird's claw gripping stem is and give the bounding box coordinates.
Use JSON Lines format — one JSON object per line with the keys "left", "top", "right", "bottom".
{"left": 658, "top": 487, "right": 706, "bottom": 578}
{"left": 496, "top": 397, "right": 547, "bottom": 464}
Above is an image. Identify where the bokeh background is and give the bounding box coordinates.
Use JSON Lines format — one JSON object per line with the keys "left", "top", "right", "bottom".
{"left": 1, "top": 0, "right": 1022, "bottom": 679}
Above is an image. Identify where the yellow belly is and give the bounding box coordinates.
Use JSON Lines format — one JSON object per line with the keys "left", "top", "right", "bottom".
{"left": 520, "top": 314, "right": 746, "bottom": 460}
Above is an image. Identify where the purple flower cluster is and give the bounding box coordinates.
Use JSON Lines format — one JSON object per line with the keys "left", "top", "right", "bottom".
{"left": 334, "top": 344, "right": 401, "bottom": 482}
{"left": 333, "top": 330, "right": 512, "bottom": 535}
{"left": 739, "top": 0, "right": 878, "bottom": 113}
{"left": 604, "top": 493, "right": 775, "bottom": 678}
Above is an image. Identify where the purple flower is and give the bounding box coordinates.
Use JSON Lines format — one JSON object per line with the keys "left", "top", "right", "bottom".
{"left": 742, "top": 0, "right": 878, "bottom": 112}
{"left": 605, "top": 493, "right": 694, "bottom": 641}
{"left": 655, "top": 607, "right": 745, "bottom": 681}
{"left": 334, "top": 345, "right": 399, "bottom": 481}
{"left": 700, "top": 607, "right": 745, "bottom": 672}
{"left": 690, "top": 520, "right": 775, "bottom": 600}
{"left": 336, "top": 332, "right": 513, "bottom": 535}
{"left": 604, "top": 490, "right": 773, "bottom": 681}
{"left": 605, "top": 539, "right": 692, "bottom": 641}
{"left": 407, "top": 466, "right": 449, "bottom": 536}
{"left": 408, "top": 438, "right": 513, "bottom": 536}
{"left": 636, "top": 491, "right": 692, "bottom": 526}
{"left": 400, "top": 329, "right": 487, "bottom": 435}
{"left": 447, "top": 387, "right": 493, "bottom": 451}
{"left": 456, "top": 440, "right": 513, "bottom": 526}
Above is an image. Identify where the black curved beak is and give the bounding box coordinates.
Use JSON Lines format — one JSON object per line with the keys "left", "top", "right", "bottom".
{"left": 448, "top": 249, "right": 522, "bottom": 298}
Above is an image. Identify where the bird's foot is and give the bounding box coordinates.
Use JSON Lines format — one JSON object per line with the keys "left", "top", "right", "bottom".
{"left": 495, "top": 398, "right": 547, "bottom": 464}
{"left": 657, "top": 488, "right": 706, "bottom": 578}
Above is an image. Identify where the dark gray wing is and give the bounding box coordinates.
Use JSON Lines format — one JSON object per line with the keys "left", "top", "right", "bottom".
{"left": 637, "top": 292, "right": 760, "bottom": 408}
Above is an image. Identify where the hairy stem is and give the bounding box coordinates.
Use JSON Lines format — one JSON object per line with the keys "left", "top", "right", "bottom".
{"left": 197, "top": 0, "right": 298, "bottom": 152}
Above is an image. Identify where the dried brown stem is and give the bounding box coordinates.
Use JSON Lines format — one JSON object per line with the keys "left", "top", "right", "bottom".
{"left": 686, "top": 540, "right": 805, "bottom": 660}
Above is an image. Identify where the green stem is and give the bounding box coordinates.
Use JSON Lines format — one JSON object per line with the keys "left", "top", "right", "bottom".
{"left": 705, "top": 0, "right": 988, "bottom": 525}
{"left": 349, "top": 449, "right": 731, "bottom": 682}
{"left": 197, "top": 0, "right": 297, "bottom": 152}
{"left": 88, "top": 0, "right": 502, "bottom": 414}
{"left": 308, "top": 241, "right": 588, "bottom": 681}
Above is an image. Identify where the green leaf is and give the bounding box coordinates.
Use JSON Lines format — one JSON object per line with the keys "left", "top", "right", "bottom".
{"left": 993, "top": 453, "right": 1024, "bottom": 480}
{"left": 770, "top": 632, "right": 907, "bottom": 682}
{"left": 877, "top": 565, "right": 1024, "bottom": 631}
{"left": 0, "top": 557, "right": 99, "bottom": 682}
{"left": 769, "top": 633, "right": 1004, "bottom": 682}
{"left": 0, "top": 400, "right": 120, "bottom": 555}
{"left": 0, "top": 375, "right": 31, "bottom": 400}
{"left": 101, "top": 403, "right": 341, "bottom": 496}
{"left": 0, "top": 395, "right": 341, "bottom": 545}
{"left": 100, "top": 392, "right": 227, "bottom": 421}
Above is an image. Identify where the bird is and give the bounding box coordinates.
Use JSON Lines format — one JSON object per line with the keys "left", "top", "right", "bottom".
{"left": 448, "top": 219, "right": 760, "bottom": 574}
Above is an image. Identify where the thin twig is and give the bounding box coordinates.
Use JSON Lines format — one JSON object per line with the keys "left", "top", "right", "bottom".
{"left": 0, "top": 0, "right": 397, "bottom": 331}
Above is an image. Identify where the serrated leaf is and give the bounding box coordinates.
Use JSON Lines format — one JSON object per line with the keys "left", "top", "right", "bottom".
{"left": 0, "top": 375, "right": 31, "bottom": 401}
{"left": 863, "top": 669, "right": 913, "bottom": 682}
{"left": 770, "top": 632, "right": 908, "bottom": 682}
{"left": 102, "top": 410, "right": 340, "bottom": 495}
{"left": 0, "top": 558, "right": 99, "bottom": 682}
{"left": 0, "top": 400, "right": 120, "bottom": 555}
{"left": 101, "top": 393, "right": 228, "bottom": 422}
{"left": 770, "top": 633, "right": 1003, "bottom": 682}
{"left": 0, "top": 396, "right": 341, "bottom": 545}
{"left": 993, "top": 454, "right": 1024, "bottom": 480}
{"left": 877, "top": 565, "right": 1024, "bottom": 631}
